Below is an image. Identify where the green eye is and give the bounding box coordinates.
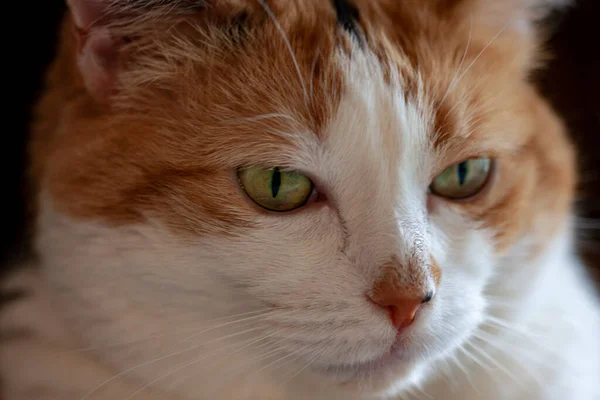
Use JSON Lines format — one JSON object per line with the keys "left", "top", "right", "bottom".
{"left": 430, "top": 158, "right": 492, "bottom": 199}
{"left": 238, "top": 166, "right": 314, "bottom": 212}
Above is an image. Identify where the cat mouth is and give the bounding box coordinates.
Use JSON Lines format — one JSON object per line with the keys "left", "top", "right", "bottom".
{"left": 313, "top": 334, "right": 414, "bottom": 380}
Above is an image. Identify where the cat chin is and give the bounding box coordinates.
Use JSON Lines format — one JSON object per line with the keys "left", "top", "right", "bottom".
{"left": 301, "top": 354, "right": 426, "bottom": 398}
{"left": 302, "top": 323, "right": 460, "bottom": 396}
{"left": 317, "top": 356, "right": 416, "bottom": 390}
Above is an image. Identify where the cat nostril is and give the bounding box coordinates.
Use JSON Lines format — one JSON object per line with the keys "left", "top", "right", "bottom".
{"left": 422, "top": 291, "right": 434, "bottom": 304}
{"left": 368, "top": 292, "right": 424, "bottom": 330}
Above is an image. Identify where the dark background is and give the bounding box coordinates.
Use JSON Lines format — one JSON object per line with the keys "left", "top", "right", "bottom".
{"left": 3, "top": 2, "right": 66, "bottom": 271}
{"left": 3, "top": 1, "right": 599, "bottom": 281}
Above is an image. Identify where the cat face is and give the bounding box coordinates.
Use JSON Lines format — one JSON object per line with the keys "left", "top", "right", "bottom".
{"left": 34, "top": 0, "right": 575, "bottom": 396}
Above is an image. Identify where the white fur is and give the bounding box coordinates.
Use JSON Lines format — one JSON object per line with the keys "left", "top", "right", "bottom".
{"left": 8, "top": 25, "right": 599, "bottom": 400}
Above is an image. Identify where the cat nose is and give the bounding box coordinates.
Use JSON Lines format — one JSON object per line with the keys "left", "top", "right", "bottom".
{"left": 368, "top": 289, "right": 434, "bottom": 330}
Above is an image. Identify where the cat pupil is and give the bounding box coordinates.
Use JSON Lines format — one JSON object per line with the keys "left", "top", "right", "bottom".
{"left": 457, "top": 162, "right": 468, "bottom": 185}
{"left": 271, "top": 167, "right": 282, "bottom": 198}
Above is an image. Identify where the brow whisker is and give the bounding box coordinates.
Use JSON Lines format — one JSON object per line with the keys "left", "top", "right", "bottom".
{"left": 449, "top": 16, "right": 515, "bottom": 95}
{"left": 257, "top": 0, "right": 309, "bottom": 109}
{"left": 442, "top": 72, "right": 486, "bottom": 122}
{"left": 438, "top": 14, "right": 473, "bottom": 107}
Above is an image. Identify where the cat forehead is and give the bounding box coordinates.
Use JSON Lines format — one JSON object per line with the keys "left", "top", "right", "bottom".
{"left": 115, "top": 0, "right": 515, "bottom": 164}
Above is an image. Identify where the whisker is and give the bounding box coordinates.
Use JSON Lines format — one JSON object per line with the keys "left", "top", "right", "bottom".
{"left": 468, "top": 336, "right": 522, "bottom": 385}
{"left": 70, "top": 308, "right": 272, "bottom": 353}
{"left": 451, "top": 349, "right": 479, "bottom": 393}
{"left": 461, "top": 342, "right": 494, "bottom": 373}
{"left": 404, "top": 385, "right": 423, "bottom": 400}
{"left": 482, "top": 316, "right": 542, "bottom": 340}
{"left": 80, "top": 325, "right": 263, "bottom": 400}
{"left": 441, "top": 72, "right": 486, "bottom": 121}
{"left": 484, "top": 296, "right": 524, "bottom": 305}
{"left": 257, "top": 0, "right": 309, "bottom": 109}
{"left": 124, "top": 331, "right": 279, "bottom": 400}
{"left": 483, "top": 334, "right": 546, "bottom": 387}
{"left": 439, "top": 356, "right": 460, "bottom": 391}
{"left": 449, "top": 16, "right": 515, "bottom": 95}
{"left": 472, "top": 327, "right": 552, "bottom": 388}
{"left": 201, "top": 325, "right": 315, "bottom": 394}
{"left": 196, "top": 343, "right": 298, "bottom": 399}
{"left": 161, "top": 327, "right": 292, "bottom": 394}
{"left": 209, "top": 343, "right": 295, "bottom": 394}
{"left": 172, "top": 310, "right": 280, "bottom": 348}
{"left": 459, "top": 342, "right": 503, "bottom": 391}
{"left": 438, "top": 14, "right": 473, "bottom": 106}
{"left": 158, "top": 323, "right": 314, "bottom": 397}
{"left": 244, "top": 343, "right": 313, "bottom": 382}
{"left": 413, "top": 385, "right": 434, "bottom": 400}
{"left": 280, "top": 347, "right": 321, "bottom": 387}
{"left": 476, "top": 325, "right": 567, "bottom": 373}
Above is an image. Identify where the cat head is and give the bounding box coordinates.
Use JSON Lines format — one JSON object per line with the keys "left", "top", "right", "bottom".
{"left": 34, "top": 0, "right": 575, "bottom": 396}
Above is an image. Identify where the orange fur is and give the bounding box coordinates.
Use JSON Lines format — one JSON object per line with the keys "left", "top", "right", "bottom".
{"left": 32, "top": 3, "right": 344, "bottom": 235}
{"left": 32, "top": 0, "right": 574, "bottom": 251}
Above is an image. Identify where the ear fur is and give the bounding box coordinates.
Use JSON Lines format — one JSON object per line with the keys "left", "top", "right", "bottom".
{"left": 65, "top": 1, "right": 219, "bottom": 101}
{"left": 452, "top": 0, "right": 574, "bottom": 72}
{"left": 67, "top": 0, "right": 120, "bottom": 101}
{"left": 68, "top": 0, "right": 110, "bottom": 28}
{"left": 468, "top": 0, "right": 573, "bottom": 34}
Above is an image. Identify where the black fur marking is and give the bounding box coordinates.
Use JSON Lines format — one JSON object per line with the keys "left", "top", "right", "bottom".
{"left": 332, "top": 0, "right": 363, "bottom": 45}
{"left": 225, "top": 11, "right": 252, "bottom": 45}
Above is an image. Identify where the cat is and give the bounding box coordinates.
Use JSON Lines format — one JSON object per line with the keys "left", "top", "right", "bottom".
{"left": 2, "top": 0, "right": 599, "bottom": 399}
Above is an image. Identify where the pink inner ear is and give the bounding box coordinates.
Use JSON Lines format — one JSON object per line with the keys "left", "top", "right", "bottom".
{"left": 68, "top": 0, "right": 119, "bottom": 101}
{"left": 78, "top": 28, "right": 119, "bottom": 101}
{"left": 68, "top": 0, "right": 111, "bottom": 28}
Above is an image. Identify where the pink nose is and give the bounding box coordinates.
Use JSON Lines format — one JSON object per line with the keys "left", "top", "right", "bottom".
{"left": 369, "top": 290, "right": 433, "bottom": 330}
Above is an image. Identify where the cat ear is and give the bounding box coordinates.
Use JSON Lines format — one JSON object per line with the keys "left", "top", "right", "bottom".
{"left": 469, "top": 0, "right": 572, "bottom": 34}
{"left": 459, "top": 0, "right": 573, "bottom": 70}
{"left": 67, "top": 0, "right": 120, "bottom": 101}
{"left": 528, "top": 0, "right": 573, "bottom": 20}
{"left": 68, "top": 0, "right": 109, "bottom": 28}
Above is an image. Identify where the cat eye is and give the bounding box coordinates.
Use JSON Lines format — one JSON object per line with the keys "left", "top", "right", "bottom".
{"left": 430, "top": 158, "right": 492, "bottom": 199}
{"left": 237, "top": 166, "right": 314, "bottom": 212}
